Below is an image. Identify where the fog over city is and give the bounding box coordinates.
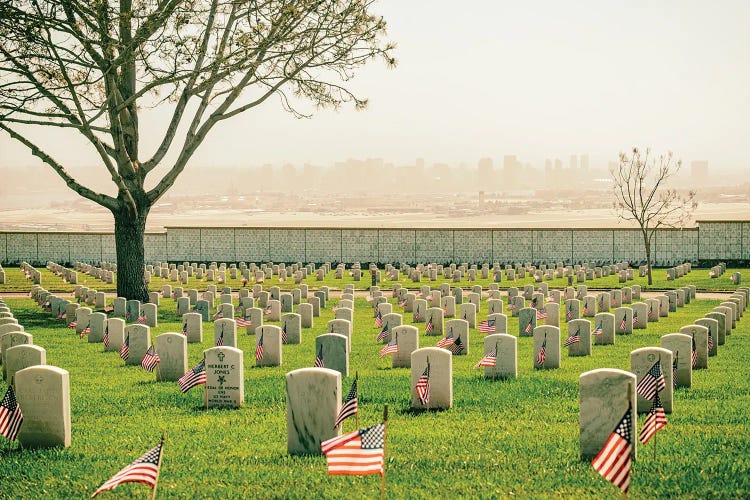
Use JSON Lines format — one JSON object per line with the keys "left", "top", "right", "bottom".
{"left": 1, "top": 0, "right": 748, "bottom": 230}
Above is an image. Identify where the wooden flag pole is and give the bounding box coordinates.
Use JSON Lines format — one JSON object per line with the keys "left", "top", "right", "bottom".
{"left": 151, "top": 429, "right": 166, "bottom": 500}
{"left": 380, "top": 404, "right": 389, "bottom": 500}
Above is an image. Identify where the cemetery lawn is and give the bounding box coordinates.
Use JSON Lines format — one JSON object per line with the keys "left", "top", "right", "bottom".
{"left": 0, "top": 266, "right": 746, "bottom": 294}
{"left": 1, "top": 296, "right": 749, "bottom": 498}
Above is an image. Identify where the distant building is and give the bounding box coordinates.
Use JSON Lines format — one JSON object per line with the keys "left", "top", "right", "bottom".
{"left": 503, "top": 155, "right": 521, "bottom": 188}
{"left": 580, "top": 154, "right": 589, "bottom": 171}
{"left": 570, "top": 155, "right": 578, "bottom": 171}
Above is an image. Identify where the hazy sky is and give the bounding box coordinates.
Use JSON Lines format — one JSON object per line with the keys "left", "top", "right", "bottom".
{"left": 1, "top": 0, "right": 749, "bottom": 174}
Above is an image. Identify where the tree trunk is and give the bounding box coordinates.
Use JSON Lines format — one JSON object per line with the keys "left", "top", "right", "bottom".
{"left": 113, "top": 203, "right": 150, "bottom": 302}
{"left": 644, "top": 233, "right": 653, "bottom": 286}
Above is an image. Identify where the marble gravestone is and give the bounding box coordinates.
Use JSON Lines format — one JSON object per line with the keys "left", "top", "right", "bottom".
{"left": 705, "top": 312, "right": 726, "bottom": 345}
{"left": 680, "top": 325, "right": 709, "bottom": 369}
{"left": 391, "top": 325, "right": 419, "bottom": 368}
{"left": 256, "top": 325, "right": 282, "bottom": 367}
{"left": 593, "top": 313, "right": 615, "bottom": 346}
{"left": 2, "top": 332, "right": 32, "bottom": 380}
{"left": 481, "top": 333, "right": 517, "bottom": 379}
{"left": 567, "top": 319, "right": 592, "bottom": 357}
{"left": 155, "top": 333, "right": 187, "bottom": 382}
{"left": 182, "top": 312, "right": 203, "bottom": 343}
{"left": 15, "top": 365, "right": 71, "bottom": 448}
{"left": 5, "top": 344, "right": 46, "bottom": 386}
{"left": 314, "top": 333, "right": 348, "bottom": 376}
{"left": 214, "top": 318, "right": 237, "bottom": 348}
{"left": 425, "top": 307, "right": 444, "bottom": 337}
{"left": 443, "top": 319, "right": 469, "bottom": 355}
{"left": 87, "top": 312, "right": 107, "bottom": 343}
{"left": 104, "top": 318, "right": 125, "bottom": 352}
{"left": 660, "top": 333, "right": 692, "bottom": 388}
{"left": 695, "top": 318, "right": 719, "bottom": 357}
{"left": 205, "top": 346, "right": 244, "bottom": 408}
{"left": 630, "top": 347, "right": 673, "bottom": 413}
{"left": 579, "top": 369, "right": 637, "bottom": 459}
{"left": 631, "top": 302, "right": 648, "bottom": 330}
{"left": 193, "top": 300, "right": 210, "bottom": 322}
{"left": 534, "top": 325, "right": 560, "bottom": 369}
{"left": 282, "top": 314, "right": 302, "bottom": 345}
{"left": 286, "top": 367, "right": 341, "bottom": 454}
{"left": 124, "top": 324, "right": 150, "bottom": 366}
{"left": 614, "top": 307, "right": 633, "bottom": 335}
{"left": 518, "top": 307, "right": 536, "bottom": 337}
{"left": 410, "top": 347, "right": 452, "bottom": 410}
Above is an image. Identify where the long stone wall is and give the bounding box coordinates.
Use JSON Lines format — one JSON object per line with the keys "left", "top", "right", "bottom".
{"left": 1, "top": 221, "right": 747, "bottom": 265}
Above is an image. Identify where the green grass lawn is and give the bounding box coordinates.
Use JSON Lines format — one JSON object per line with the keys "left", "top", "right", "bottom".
{"left": 0, "top": 265, "right": 745, "bottom": 294}
{"left": 0, "top": 292, "right": 748, "bottom": 498}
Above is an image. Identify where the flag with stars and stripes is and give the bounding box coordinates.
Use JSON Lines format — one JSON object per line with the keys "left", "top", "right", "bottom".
{"left": 374, "top": 310, "right": 383, "bottom": 328}
{"left": 636, "top": 361, "right": 666, "bottom": 401}
{"left": 416, "top": 365, "right": 430, "bottom": 406}
{"left": 178, "top": 360, "right": 207, "bottom": 393}
{"left": 707, "top": 330, "right": 714, "bottom": 352}
{"left": 583, "top": 303, "right": 589, "bottom": 315}
{"left": 536, "top": 337, "right": 547, "bottom": 367}
{"left": 592, "top": 322, "right": 603, "bottom": 335}
{"left": 379, "top": 337, "right": 398, "bottom": 358}
{"left": 619, "top": 316, "right": 627, "bottom": 330}
{"left": 478, "top": 319, "right": 496, "bottom": 334}
{"left": 255, "top": 333, "right": 264, "bottom": 361}
{"left": 446, "top": 336, "right": 463, "bottom": 355}
{"left": 425, "top": 317, "right": 433, "bottom": 334}
{"left": 436, "top": 332, "right": 454, "bottom": 348}
{"left": 103, "top": 325, "right": 110, "bottom": 349}
{"left": 536, "top": 309, "right": 548, "bottom": 320}
{"left": 473, "top": 347, "right": 497, "bottom": 368}
{"left": 564, "top": 328, "right": 580, "bottom": 347}
{"left": 136, "top": 313, "right": 147, "bottom": 325}
{"left": 236, "top": 317, "right": 251, "bottom": 328}
{"left": 321, "top": 423, "right": 385, "bottom": 476}
{"left": 591, "top": 404, "right": 632, "bottom": 493}
{"left": 264, "top": 305, "right": 271, "bottom": 316}
{"left": 414, "top": 310, "right": 421, "bottom": 321}
{"left": 282, "top": 323, "right": 288, "bottom": 344}
{"left": 79, "top": 322, "right": 90, "bottom": 339}
{"left": 314, "top": 344, "right": 325, "bottom": 368}
{"left": 216, "top": 328, "right": 224, "bottom": 347}
{"left": 213, "top": 311, "right": 224, "bottom": 321}
{"left": 639, "top": 393, "right": 667, "bottom": 445}
{"left": 92, "top": 442, "right": 163, "bottom": 497}
{"left": 333, "top": 378, "right": 358, "bottom": 429}
{"left": 376, "top": 324, "right": 389, "bottom": 342}
{"left": 648, "top": 306, "right": 654, "bottom": 320}
{"left": 691, "top": 336, "right": 697, "bottom": 368}
{"left": 119, "top": 335, "right": 130, "bottom": 361}
{"left": 672, "top": 354, "right": 678, "bottom": 388}
{"left": 181, "top": 322, "right": 188, "bottom": 335}
{"left": 566, "top": 305, "right": 573, "bottom": 322}
{"left": 524, "top": 321, "right": 533, "bottom": 335}
{"left": 141, "top": 346, "right": 160, "bottom": 372}
{"left": 0, "top": 385, "right": 23, "bottom": 442}
{"left": 632, "top": 310, "right": 638, "bottom": 324}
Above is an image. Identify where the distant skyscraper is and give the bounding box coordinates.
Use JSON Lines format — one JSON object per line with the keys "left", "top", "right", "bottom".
{"left": 503, "top": 155, "right": 521, "bottom": 188}
{"left": 690, "top": 161, "right": 709, "bottom": 185}
{"left": 580, "top": 154, "right": 590, "bottom": 171}
{"left": 570, "top": 155, "right": 578, "bottom": 170}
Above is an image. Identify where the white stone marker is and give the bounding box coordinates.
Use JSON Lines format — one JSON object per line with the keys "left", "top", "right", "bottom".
{"left": 660, "top": 333, "right": 692, "bottom": 388}
{"left": 124, "top": 324, "right": 150, "bottom": 366}
{"left": 2, "top": 332, "right": 32, "bottom": 379}
{"left": 680, "top": 325, "right": 709, "bottom": 369}
{"left": 630, "top": 347, "right": 673, "bottom": 413}
{"left": 5, "top": 344, "right": 46, "bottom": 386}
{"left": 256, "top": 325, "right": 282, "bottom": 367}
{"left": 182, "top": 312, "right": 203, "bottom": 343}
{"left": 314, "top": 333, "right": 349, "bottom": 376}
{"left": 205, "top": 346, "right": 244, "bottom": 408}
{"left": 534, "top": 325, "right": 560, "bottom": 369}
{"left": 411, "top": 347, "right": 452, "bottom": 410}
{"left": 155, "top": 333, "right": 187, "bottom": 382}
{"left": 286, "top": 367, "right": 341, "bottom": 454}
{"left": 15, "top": 365, "right": 71, "bottom": 448}
{"left": 695, "top": 318, "right": 719, "bottom": 357}
{"left": 391, "top": 325, "right": 419, "bottom": 368}
{"left": 593, "top": 313, "right": 615, "bottom": 346}
{"left": 481, "top": 333, "right": 517, "bottom": 379}
{"left": 282, "top": 313, "right": 302, "bottom": 345}
{"left": 579, "top": 368, "right": 637, "bottom": 459}
{"left": 443, "top": 319, "right": 469, "bottom": 355}
{"left": 567, "top": 319, "right": 592, "bottom": 357}
{"left": 214, "top": 318, "right": 237, "bottom": 348}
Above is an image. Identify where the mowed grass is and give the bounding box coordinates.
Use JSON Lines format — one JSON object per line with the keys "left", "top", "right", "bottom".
{"left": 0, "top": 265, "right": 745, "bottom": 294}
{"left": 0, "top": 293, "right": 749, "bottom": 499}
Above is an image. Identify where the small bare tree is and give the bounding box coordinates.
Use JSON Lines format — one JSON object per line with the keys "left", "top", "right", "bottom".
{"left": 611, "top": 148, "right": 697, "bottom": 285}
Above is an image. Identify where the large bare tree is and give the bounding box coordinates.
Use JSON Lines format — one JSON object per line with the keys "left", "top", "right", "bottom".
{"left": 611, "top": 147, "right": 697, "bottom": 285}
{"left": 0, "top": 0, "right": 394, "bottom": 300}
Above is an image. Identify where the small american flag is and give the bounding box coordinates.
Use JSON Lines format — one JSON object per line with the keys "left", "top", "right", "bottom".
{"left": 672, "top": 355, "right": 678, "bottom": 388}
{"left": 425, "top": 318, "right": 433, "bottom": 334}
{"left": 264, "top": 305, "right": 271, "bottom": 316}
{"left": 707, "top": 330, "right": 714, "bottom": 352}
{"left": 583, "top": 303, "right": 589, "bottom": 315}
{"left": 178, "top": 360, "right": 207, "bottom": 393}
{"left": 79, "top": 322, "right": 90, "bottom": 338}
{"left": 632, "top": 310, "right": 638, "bottom": 324}
{"left": 564, "top": 328, "right": 580, "bottom": 347}
{"left": 281, "top": 323, "right": 288, "bottom": 344}
{"left": 524, "top": 321, "right": 533, "bottom": 335}
{"left": 314, "top": 344, "right": 325, "bottom": 368}
{"left": 414, "top": 310, "right": 421, "bottom": 321}
{"left": 636, "top": 361, "right": 666, "bottom": 401}
{"left": 333, "top": 378, "right": 358, "bottom": 429}
{"left": 592, "top": 322, "right": 603, "bottom": 335}
{"left": 236, "top": 317, "right": 251, "bottom": 328}
{"left": 639, "top": 393, "right": 667, "bottom": 445}
{"left": 141, "top": 346, "right": 160, "bottom": 372}
{"left": 446, "top": 336, "right": 463, "bottom": 355}
{"left": 536, "top": 309, "right": 548, "bottom": 320}
{"left": 119, "top": 335, "right": 130, "bottom": 361}
{"left": 92, "top": 442, "right": 163, "bottom": 497}
{"left": 216, "top": 328, "right": 224, "bottom": 346}
{"left": 379, "top": 336, "right": 398, "bottom": 357}
{"left": 255, "top": 333, "right": 264, "bottom": 361}
{"left": 566, "top": 306, "right": 573, "bottom": 321}
{"left": 691, "top": 336, "right": 697, "bottom": 368}
{"left": 374, "top": 310, "right": 383, "bottom": 328}
{"left": 376, "top": 325, "right": 389, "bottom": 342}
{"left": 473, "top": 347, "right": 497, "bottom": 368}
{"left": 536, "top": 337, "right": 547, "bottom": 367}
{"left": 181, "top": 322, "right": 188, "bottom": 335}
{"left": 648, "top": 306, "right": 654, "bottom": 320}
{"left": 416, "top": 364, "right": 430, "bottom": 405}
{"left": 591, "top": 404, "right": 632, "bottom": 493}
{"left": 398, "top": 300, "right": 406, "bottom": 308}
{"left": 478, "top": 319, "right": 496, "bottom": 334}
{"left": 436, "top": 332, "right": 454, "bottom": 348}
{"left": 213, "top": 311, "right": 224, "bottom": 321}
{"left": 619, "top": 316, "right": 627, "bottom": 330}
{"left": 68, "top": 321, "right": 78, "bottom": 329}
{"left": 0, "top": 385, "right": 23, "bottom": 442}
{"left": 321, "top": 423, "right": 384, "bottom": 476}
{"left": 136, "top": 313, "right": 147, "bottom": 325}
{"left": 103, "top": 326, "right": 110, "bottom": 349}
